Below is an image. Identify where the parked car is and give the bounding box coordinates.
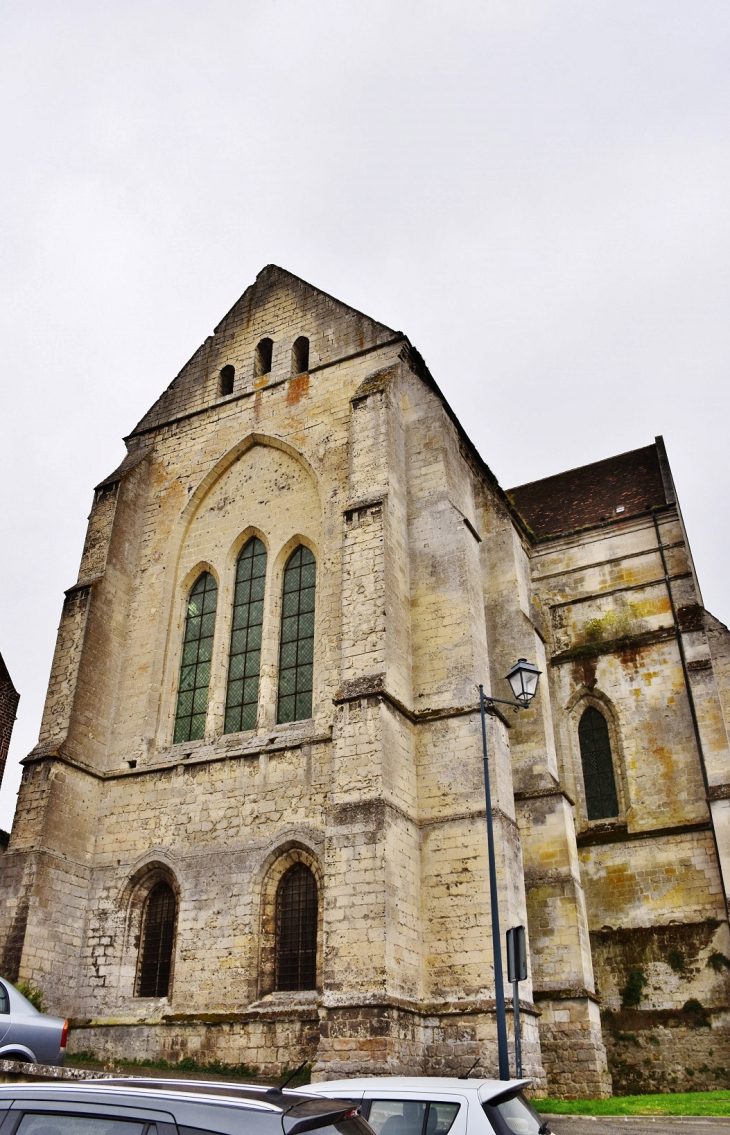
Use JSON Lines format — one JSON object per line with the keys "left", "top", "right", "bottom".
{"left": 0, "top": 976, "right": 68, "bottom": 1065}
{"left": 0, "top": 1081, "right": 370, "bottom": 1135}
{"left": 307, "top": 1077, "right": 548, "bottom": 1135}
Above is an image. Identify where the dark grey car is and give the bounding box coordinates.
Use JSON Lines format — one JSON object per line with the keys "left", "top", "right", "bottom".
{"left": 0, "top": 1081, "right": 371, "bottom": 1135}
{"left": 0, "top": 977, "right": 68, "bottom": 1065}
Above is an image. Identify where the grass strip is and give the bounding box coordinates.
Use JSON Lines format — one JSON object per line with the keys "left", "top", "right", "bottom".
{"left": 532, "top": 1090, "right": 730, "bottom": 1116}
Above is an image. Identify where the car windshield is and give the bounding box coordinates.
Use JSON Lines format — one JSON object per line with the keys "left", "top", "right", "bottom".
{"left": 483, "top": 1093, "right": 548, "bottom": 1135}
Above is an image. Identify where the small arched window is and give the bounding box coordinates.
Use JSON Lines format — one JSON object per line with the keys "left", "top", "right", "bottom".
{"left": 137, "top": 882, "right": 176, "bottom": 997}
{"left": 277, "top": 546, "right": 316, "bottom": 724}
{"left": 292, "top": 336, "right": 309, "bottom": 375}
{"left": 225, "top": 537, "right": 267, "bottom": 734}
{"left": 219, "top": 364, "right": 235, "bottom": 396}
{"left": 254, "top": 337, "right": 274, "bottom": 377}
{"left": 276, "top": 863, "right": 317, "bottom": 991}
{"left": 578, "top": 706, "right": 619, "bottom": 820}
{"left": 174, "top": 572, "right": 217, "bottom": 743}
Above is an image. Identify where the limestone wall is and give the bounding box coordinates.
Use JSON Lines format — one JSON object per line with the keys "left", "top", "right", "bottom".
{"left": 4, "top": 266, "right": 729, "bottom": 1097}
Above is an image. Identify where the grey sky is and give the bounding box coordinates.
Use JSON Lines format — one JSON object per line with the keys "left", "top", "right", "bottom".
{"left": 1, "top": 1, "right": 728, "bottom": 828}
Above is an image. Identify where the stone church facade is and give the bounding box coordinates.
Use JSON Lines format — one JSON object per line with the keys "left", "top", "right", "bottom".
{"left": 2, "top": 266, "right": 730, "bottom": 1096}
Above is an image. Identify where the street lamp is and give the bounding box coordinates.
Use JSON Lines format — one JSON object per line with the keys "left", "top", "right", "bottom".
{"left": 478, "top": 659, "right": 541, "bottom": 1080}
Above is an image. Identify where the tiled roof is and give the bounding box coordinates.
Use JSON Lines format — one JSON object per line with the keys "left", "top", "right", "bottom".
{"left": 507, "top": 442, "right": 668, "bottom": 539}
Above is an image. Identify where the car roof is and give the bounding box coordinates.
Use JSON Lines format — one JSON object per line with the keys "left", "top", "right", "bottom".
{"left": 307, "top": 1077, "right": 532, "bottom": 1103}
{"left": 0, "top": 1080, "right": 358, "bottom": 1114}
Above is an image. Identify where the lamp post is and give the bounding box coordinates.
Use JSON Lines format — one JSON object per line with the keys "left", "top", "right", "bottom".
{"left": 478, "top": 658, "right": 541, "bottom": 1080}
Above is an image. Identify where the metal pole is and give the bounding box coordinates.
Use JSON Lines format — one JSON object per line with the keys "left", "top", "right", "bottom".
{"left": 479, "top": 684, "right": 510, "bottom": 1080}
{"left": 512, "top": 980, "right": 522, "bottom": 1078}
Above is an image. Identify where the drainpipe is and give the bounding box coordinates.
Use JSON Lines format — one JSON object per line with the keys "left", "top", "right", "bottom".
{"left": 652, "top": 510, "right": 728, "bottom": 916}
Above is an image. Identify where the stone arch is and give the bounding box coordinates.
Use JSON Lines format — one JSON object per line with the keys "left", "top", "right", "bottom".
{"left": 180, "top": 434, "right": 320, "bottom": 531}
{"left": 255, "top": 839, "right": 323, "bottom": 996}
{"left": 178, "top": 560, "right": 221, "bottom": 596}
{"left": 119, "top": 858, "right": 180, "bottom": 1001}
{"left": 154, "top": 434, "right": 322, "bottom": 747}
{"left": 225, "top": 525, "right": 271, "bottom": 575}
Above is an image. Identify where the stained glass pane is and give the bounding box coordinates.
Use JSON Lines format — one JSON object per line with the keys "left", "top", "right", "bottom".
{"left": 224, "top": 537, "right": 267, "bottom": 734}
{"left": 276, "top": 546, "right": 316, "bottom": 724}
{"left": 276, "top": 864, "right": 317, "bottom": 991}
{"left": 174, "top": 573, "right": 217, "bottom": 744}
{"left": 578, "top": 706, "right": 619, "bottom": 820}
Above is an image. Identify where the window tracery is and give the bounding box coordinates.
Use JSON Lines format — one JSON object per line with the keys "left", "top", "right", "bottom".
{"left": 275, "top": 863, "right": 318, "bottom": 991}
{"left": 277, "top": 546, "right": 316, "bottom": 723}
{"left": 174, "top": 571, "right": 217, "bottom": 743}
{"left": 578, "top": 705, "right": 619, "bottom": 820}
{"left": 136, "top": 881, "right": 176, "bottom": 998}
{"left": 225, "top": 537, "right": 267, "bottom": 733}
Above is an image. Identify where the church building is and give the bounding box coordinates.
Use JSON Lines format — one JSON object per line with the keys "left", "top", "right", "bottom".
{"left": 2, "top": 266, "right": 730, "bottom": 1097}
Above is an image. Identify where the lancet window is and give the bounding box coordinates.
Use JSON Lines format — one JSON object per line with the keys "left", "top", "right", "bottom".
{"left": 578, "top": 705, "right": 619, "bottom": 820}
{"left": 277, "top": 546, "right": 316, "bottom": 723}
{"left": 174, "top": 571, "right": 218, "bottom": 743}
{"left": 292, "top": 336, "right": 309, "bottom": 374}
{"left": 275, "top": 863, "right": 318, "bottom": 991}
{"left": 254, "top": 337, "right": 274, "bottom": 377}
{"left": 224, "top": 537, "right": 267, "bottom": 733}
{"left": 136, "top": 882, "right": 176, "bottom": 998}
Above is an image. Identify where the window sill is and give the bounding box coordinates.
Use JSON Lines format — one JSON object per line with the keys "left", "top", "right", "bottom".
{"left": 576, "top": 819, "right": 628, "bottom": 847}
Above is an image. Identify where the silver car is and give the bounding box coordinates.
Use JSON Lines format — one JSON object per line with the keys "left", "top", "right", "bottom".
{"left": 0, "top": 976, "right": 68, "bottom": 1065}
{"left": 307, "top": 1077, "right": 549, "bottom": 1135}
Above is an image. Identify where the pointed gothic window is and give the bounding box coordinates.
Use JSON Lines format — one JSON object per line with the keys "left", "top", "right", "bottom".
{"left": 137, "top": 882, "right": 176, "bottom": 997}
{"left": 578, "top": 706, "right": 619, "bottom": 820}
{"left": 254, "top": 337, "right": 274, "bottom": 377}
{"left": 276, "top": 863, "right": 317, "bottom": 991}
{"left": 174, "top": 572, "right": 217, "bottom": 743}
{"left": 277, "top": 546, "right": 316, "bottom": 724}
{"left": 292, "top": 336, "right": 309, "bottom": 375}
{"left": 224, "top": 537, "right": 267, "bottom": 734}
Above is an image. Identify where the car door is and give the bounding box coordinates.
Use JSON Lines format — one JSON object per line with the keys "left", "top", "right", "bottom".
{"left": 361, "top": 1093, "right": 468, "bottom": 1135}
{"left": 2, "top": 1099, "right": 178, "bottom": 1135}
{"left": 0, "top": 982, "right": 11, "bottom": 1045}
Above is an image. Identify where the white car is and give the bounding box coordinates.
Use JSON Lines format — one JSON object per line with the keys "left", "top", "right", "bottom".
{"left": 308, "top": 1077, "right": 548, "bottom": 1135}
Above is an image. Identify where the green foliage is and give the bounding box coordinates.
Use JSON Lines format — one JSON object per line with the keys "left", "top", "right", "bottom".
{"left": 686, "top": 1068, "right": 695, "bottom": 1077}
{"left": 14, "top": 980, "right": 44, "bottom": 1012}
{"left": 613, "top": 1031, "right": 640, "bottom": 1047}
{"left": 699, "top": 1065, "right": 711, "bottom": 1074}
{"left": 584, "top": 607, "right": 640, "bottom": 644}
{"left": 649, "top": 1035, "right": 661, "bottom": 1046}
{"left": 708, "top": 952, "right": 730, "bottom": 973}
{"left": 531, "top": 1091, "right": 730, "bottom": 1116}
{"left": 668, "top": 949, "right": 686, "bottom": 973}
{"left": 621, "top": 968, "right": 648, "bottom": 1008}
{"left": 682, "top": 999, "right": 711, "bottom": 1027}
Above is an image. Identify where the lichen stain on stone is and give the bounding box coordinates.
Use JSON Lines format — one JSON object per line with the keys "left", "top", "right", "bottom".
{"left": 286, "top": 373, "right": 310, "bottom": 406}
{"left": 573, "top": 656, "right": 598, "bottom": 690}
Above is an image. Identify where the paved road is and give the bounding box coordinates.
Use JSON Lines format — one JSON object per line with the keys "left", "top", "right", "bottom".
{"left": 547, "top": 1117, "right": 730, "bottom": 1135}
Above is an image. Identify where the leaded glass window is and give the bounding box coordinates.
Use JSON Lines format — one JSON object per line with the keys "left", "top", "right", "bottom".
{"left": 224, "top": 537, "right": 267, "bottom": 734}
{"left": 137, "top": 882, "right": 176, "bottom": 997}
{"left": 276, "top": 863, "right": 317, "bottom": 990}
{"left": 578, "top": 706, "right": 619, "bottom": 820}
{"left": 174, "top": 572, "right": 217, "bottom": 743}
{"left": 277, "top": 546, "right": 316, "bottom": 724}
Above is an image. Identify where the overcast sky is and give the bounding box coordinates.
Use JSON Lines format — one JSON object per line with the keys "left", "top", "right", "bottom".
{"left": 1, "top": 1, "right": 728, "bottom": 829}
